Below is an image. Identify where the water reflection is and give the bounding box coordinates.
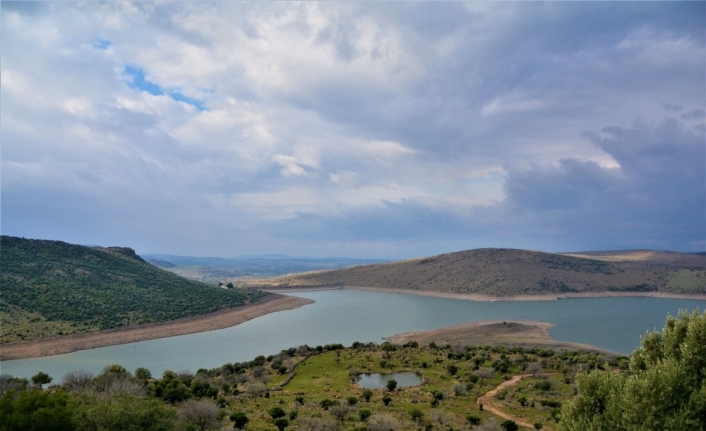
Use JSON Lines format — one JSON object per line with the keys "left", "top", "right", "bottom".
{"left": 355, "top": 372, "right": 422, "bottom": 389}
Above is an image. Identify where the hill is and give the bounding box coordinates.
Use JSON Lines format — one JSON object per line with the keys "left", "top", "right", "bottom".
{"left": 0, "top": 236, "right": 267, "bottom": 343}
{"left": 246, "top": 248, "right": 706, "bottom": 297}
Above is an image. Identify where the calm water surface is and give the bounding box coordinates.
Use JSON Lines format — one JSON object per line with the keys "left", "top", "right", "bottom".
{"left": 1, "top": 290, "right": 702, "bottom": 380}
{"left": 356, "top": 372, "right": 422, "bottom": 389}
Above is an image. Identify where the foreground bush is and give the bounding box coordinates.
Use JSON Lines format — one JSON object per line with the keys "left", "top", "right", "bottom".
{"left": 561, "top": 310, "right": 706, "bottom": 431}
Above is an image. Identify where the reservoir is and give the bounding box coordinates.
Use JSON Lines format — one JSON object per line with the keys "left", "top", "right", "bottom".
{"left": 1, "top": 290, "right": 703, "bottom": 380}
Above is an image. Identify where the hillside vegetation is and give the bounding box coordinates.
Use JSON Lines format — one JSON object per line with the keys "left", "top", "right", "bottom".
{"left": 248, "top": 248, "right": 706, "bottom": 296}
{"left": 2, "top": 311, "right": 703, "bottom": 431}
{"left": 0, "top": 236, "right": 266, "bottom": 343}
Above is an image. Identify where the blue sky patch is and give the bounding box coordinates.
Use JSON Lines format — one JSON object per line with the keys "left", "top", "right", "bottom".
{"left": 124, "top": 65, "right": 206, "bottom": 111}
{"left": 92, "top": 38, "right": 112, "bottom": 50}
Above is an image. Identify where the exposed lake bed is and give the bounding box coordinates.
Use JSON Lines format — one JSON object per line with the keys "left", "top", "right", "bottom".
{"left": 1, "top": 289, "right": 703, "bottom": 380}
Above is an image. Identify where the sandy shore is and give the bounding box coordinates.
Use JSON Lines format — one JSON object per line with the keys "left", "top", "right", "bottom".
{"left": 334, "top": 286, "right": 706, "bottom": 302}
{"left": 384, "top": 320, "right": 617, "bottom": 354}
{"left": 0, "top": 294, "right": 314, "bottom": 360}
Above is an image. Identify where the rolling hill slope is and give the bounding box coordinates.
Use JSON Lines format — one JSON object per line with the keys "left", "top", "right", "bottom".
{"left": 0, "top": 236, "right": 266, "bottom": 343}
{"left": 247, "top": 248, "right": 706, "bottom": 296}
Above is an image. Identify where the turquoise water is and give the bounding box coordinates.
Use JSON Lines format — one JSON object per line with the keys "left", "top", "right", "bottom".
{"left": 356, "top": 372, "right": 422, "bottom": 389}
{"left": 1, "top": 290, "right": 702, "bottom": 381}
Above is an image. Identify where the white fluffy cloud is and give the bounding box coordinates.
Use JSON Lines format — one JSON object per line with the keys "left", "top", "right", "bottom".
{"left": 1, "top": 1, "right": 704, "bottom": 258}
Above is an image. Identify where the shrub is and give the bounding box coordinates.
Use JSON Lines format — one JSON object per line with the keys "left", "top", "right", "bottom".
{"left": 466, "top": 413, "right": 481, "bottom": 425}
{"left": 269, "top": 406, "right": 286, "bottom": 419}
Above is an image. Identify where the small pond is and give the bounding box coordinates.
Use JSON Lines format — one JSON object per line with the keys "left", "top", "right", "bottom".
{"left": 355, "top": 372, "right": 422, "bottom": 389}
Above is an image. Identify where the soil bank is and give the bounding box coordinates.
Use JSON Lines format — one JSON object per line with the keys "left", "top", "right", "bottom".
{"left": 384, "top": 320, "right": 617, "bottom": 354}
{"left": 0, "top": 294, "right": 313, "bottom": 360}
{"left": 311, "top": 285, "right": 706, "bottom": 302}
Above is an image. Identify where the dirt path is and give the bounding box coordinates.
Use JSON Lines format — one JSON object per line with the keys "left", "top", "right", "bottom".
{"left": 0, "top": 294, "right": 313, "bottom": 360}
{"left": 476, "top": 374, "right": 555, "bottom": 431}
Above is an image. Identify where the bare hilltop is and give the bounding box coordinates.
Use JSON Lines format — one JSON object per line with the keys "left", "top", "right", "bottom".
{"left": 245, "top": 248, "right": 706, "bottom": 298}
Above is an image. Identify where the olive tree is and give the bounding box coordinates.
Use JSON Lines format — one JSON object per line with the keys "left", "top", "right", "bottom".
{"left": 561, "top": 310, "right": 706, "bottom": 431}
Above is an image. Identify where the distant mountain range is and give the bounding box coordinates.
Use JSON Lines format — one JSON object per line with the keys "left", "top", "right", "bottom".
{"left": 0, "top": 236, "right": 266, "bottom": 343}
{"left": 247, "top": 248, "right": 706, "bottom": 296}
{"left": 141, "top": 253, "right": 388, "bottom": 282}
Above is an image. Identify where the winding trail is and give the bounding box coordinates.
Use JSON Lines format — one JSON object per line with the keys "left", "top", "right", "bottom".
{"left": 476, "top": 374, "right": 556, "bottom": 431}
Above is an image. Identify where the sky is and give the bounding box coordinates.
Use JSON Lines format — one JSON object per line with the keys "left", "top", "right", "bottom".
{"left": 1, "top": 1, "right": 704, "bottom": 259}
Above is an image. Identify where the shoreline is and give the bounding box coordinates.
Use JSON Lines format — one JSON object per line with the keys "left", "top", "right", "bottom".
{"left": 0, "top": 294, "right": 314, "bottom": 360}
{"left": 263, "top": 285, "right": 706, "bottom": 302}
{"left": 384, "top": 320, "right": 618, "bottom": 355}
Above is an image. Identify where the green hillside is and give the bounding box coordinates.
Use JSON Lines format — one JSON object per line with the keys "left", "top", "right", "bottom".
{"left": 249, "top": 248, "right": 706, "bottom": 296}
{"left": 0, "top": 236, "right": 266, "bottom": 343}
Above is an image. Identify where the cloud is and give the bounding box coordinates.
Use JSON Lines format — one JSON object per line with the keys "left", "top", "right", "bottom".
{"left": 1, "top": 2, "right": 703, "bottom": 258}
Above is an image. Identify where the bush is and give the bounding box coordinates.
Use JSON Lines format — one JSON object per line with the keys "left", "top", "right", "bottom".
{"left": 466, "top": 413, "right": 481, "bottom": 425}
{"left": 230, "top": 412, "right": 249, "bottom": 429}
{"left": 269, "top": 406, "right": 286, "bottom": 419}
{"left": 273, "top": 418, "right": 289, "bottom": 430}
{"left": 319, "top": 399, "right": 338, "bottom": 410}
{"left": 561, "top": 310, "right": 706, "bottom": 431}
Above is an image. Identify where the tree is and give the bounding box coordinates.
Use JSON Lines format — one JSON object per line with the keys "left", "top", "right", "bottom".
{"left": 230, "top": 411, "right": 249, "bottom": 429}
{"left": 0, "top": 390, "right": 73, "bottom": 431}
{"left": 359, "top": 409, "right": 372, "bottom": 421}
{"left": 269, "top": 406, "right": 286, "bottom": 419}
{"left": 177, "top": 399, "right": 220, "bottom": 431}
{"left": 362, "top": 388, "right": 373, "bottom": 402}
{"left": 385, "top": 379, "right": 397, "bottom": 392}
{"left": 69, "top": 392, "right": 176, "bottom": 431}
{"left": 31, "top": 371, "right": 52, "bottom": 388}
{"left": 329, "top": 404, "right": 352, "bottom": 422}
{"left": 319, "top": 399, "right": 338, "bottom": 410}
{"left": 501, "top": 420, "right": 519, "bottom": 431}
{"left": 476, "top": 367, "right": 494, "bottom": 383}
{"left": 273, "top": 418, "right": 289, "bottom": 431}
{"left": 62, "top": 371, "right": 94, "bottom": 393}
{"left": 561, "top": 310, "right": 706, "bottom": 431}
{"left": 410, "top": 408, "right": 424, "bottom": 422}
{"left": 466, "top": 413, "right": 481, "bottom": 425}
{"left": 135, "top": 367, "right": 152, "bottom": 380}
{"left": 367, "top": 413, "right": 400, "bottom": 431}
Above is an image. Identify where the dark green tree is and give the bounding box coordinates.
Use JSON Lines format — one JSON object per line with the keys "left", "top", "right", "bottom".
{"left": 0, "top": 390, "right": 74, "bottom": 431}
{"left": 135, "top": 367, "right": 152, "bottom": 380}
{"left": 273, "top": 418, "right": 289, "bottom": 430}
{"left": 466, "top": 413, "right": 481, "bottom": 425}
{"left": 269, "top": 406, "right": 286, "bottom": 419}
{"left": 31, "top": 371, "right": 52, "bottom": 388}
{"left": 230, "top": 411, "right": 249, "bottom": 429}
{"left": 385, "top": 379, "right": 397, "bottom": 392}
{"left": 359, "top": 409, "right": 372, "bottom": 421}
